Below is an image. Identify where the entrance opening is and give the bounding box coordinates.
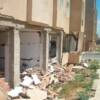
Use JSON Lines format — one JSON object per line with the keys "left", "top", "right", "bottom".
{"left": 0, "top": 31, "right": 6, "bottom": 78}
{"left": 64, "top": 35, "right": 77, "bottom": 52}
{"left": 0, "top": 43, "right": 5, "bottom": 77}
{"left": 49, "top": 35, "right": 57, "bottom": 59}
{"left": 20, "top": 31, "right": 41, "bottom": 72}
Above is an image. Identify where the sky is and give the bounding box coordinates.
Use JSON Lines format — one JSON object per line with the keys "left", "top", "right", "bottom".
{"left": 97, "top": 0, "right": 100, "bottom": 36}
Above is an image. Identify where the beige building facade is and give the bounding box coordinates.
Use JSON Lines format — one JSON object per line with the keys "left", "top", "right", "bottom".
{"left": 0, "top": 0, "right": 64, "bottom": 87}
{"left": 0, "top": 0, "right": 97, "bottom": 87}
{"left": 0, "top": 0, "right": 27, "bottom": 21}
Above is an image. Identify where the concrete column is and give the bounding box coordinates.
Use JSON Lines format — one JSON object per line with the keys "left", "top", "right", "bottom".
{"left": 40, "top": 31, "right": 49, "bottom": 73}
{"left": 5, "top": 33, "right": 10, "bottom": 84}
{"left": 78, "top": 32, "right": 84, "bottom": 52}
{"left": 5, "top": 28, "right": 20, "bottom": 88}
{"left": 56, "top": 32, "right": 63, "bottom": 64}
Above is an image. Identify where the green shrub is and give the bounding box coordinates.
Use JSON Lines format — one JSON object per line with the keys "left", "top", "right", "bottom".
{"left": 89, "top": 60, "right": 100, "bottom": 71}
{"left": 78, "top": 91, "right": 89, "bottom": 100}
{"left": 75, "top": 74, "right": 85, "bottom": 82}
{"left": 96, "top": 47, "right": 100, "bottom": 52}
{"left": 90, "top": 71, "right": 99, "bottom": 79}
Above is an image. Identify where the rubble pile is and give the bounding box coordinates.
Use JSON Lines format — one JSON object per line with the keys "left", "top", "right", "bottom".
{"left": 7, "top": 62, "right": 76, "bottom": 100}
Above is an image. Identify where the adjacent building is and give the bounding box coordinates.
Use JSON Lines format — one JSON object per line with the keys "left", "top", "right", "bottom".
{"left": 83, "top": 0, "right": 97, "bottom": 51}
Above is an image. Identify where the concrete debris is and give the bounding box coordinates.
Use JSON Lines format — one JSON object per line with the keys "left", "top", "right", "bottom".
{"left": 47, "top": 89, "right": 58, "bottom": 99}
{"left": 7, "top": 63, "right": 77, "bottom": 100}
{"left": 82, "top": 63, "right": 89, "bottom": 68}
{"left": 8, "top": 86, "right": 23, "bottom": 98}
{"left": 21, "top": 71, "right": 28, "bottom": 76}
{"left": 32, "top": 74, "right": 41, "bottom": 85}
{"left": 27, "top": 87, "right": 47, "bottom": 100}
{"left": 50, "top": 57, "right": 58, "bottom": 64}
{"left": 39, "top": 74, "right": 50, "bottom": 90}
{"left": 20, "top": 76, "right": 33, "bottom": 87}
{"left": 48, "top": 64, "right": 55, "bottom": 73}
{"left": 72, "top": 65, "right": 85, "bottom": 70}
{"left": 49, "top": 74, "right": 58, "bottom": 84}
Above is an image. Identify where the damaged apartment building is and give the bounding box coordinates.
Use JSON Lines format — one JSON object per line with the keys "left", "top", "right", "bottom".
{"left": 0, "top": 0, "right": 97, "bottom": 88}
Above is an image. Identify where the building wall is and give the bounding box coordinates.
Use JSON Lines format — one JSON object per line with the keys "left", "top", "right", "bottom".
{"left": 81, "top": 0, "right": 86, "bottom": 33}
{"left": 77, "top": 0, "right": 86, "bottom": 52}
{"left": 0, "top": 0, "right": 71, "bottom": 32}
{"left": 0, "top": 0, "right": 27, "bottom": 21}
{"left": 20, "top": 32, "right": 41, "bottom": 68}
{"left": 93, "top": 0, "right": 97, "bottom": 42}
{"left": 69, "top": 0, "right": 82, "bottom": 33}
{"left": 74, "top": 0, "right": 97, "bottom": 51}
{"left": 85, "top": 0, "right": 95, "bottom": 41}
{"left": 56, "top": 0, "right": 70, "bottom": 33}
{"left": 84, "top": 0, "right": 96, "bottom": 51}
{"left": 27, "top": 0, "right": 53, "bottom": 26}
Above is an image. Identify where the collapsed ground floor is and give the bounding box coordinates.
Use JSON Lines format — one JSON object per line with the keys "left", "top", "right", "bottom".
{"left": 0, "top": 18, "right": 88, "bottom": 88}
{"left": 0, "top": 18, "right": 64, "bottom": 87}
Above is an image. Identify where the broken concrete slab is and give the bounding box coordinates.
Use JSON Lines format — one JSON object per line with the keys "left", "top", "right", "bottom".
{"left": 32, "top": 74, "right": 41, "bottom": 85}
{"left": 8, "top": 86, "right": 23, "bottom": 98}
{"left": 72, "top": 65, "right": 85, "bottom": 70}
{"left": 48, "top": 64, "right": 55, "bottom": 73}
{"left": 20, "top": 76, "right": 33, "bottom": 87}
{"left": 27, "top": 87, "right": 47, "bottom": 100}
{"left": 82, "top": 63, "right": 89, "bottom": 68}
